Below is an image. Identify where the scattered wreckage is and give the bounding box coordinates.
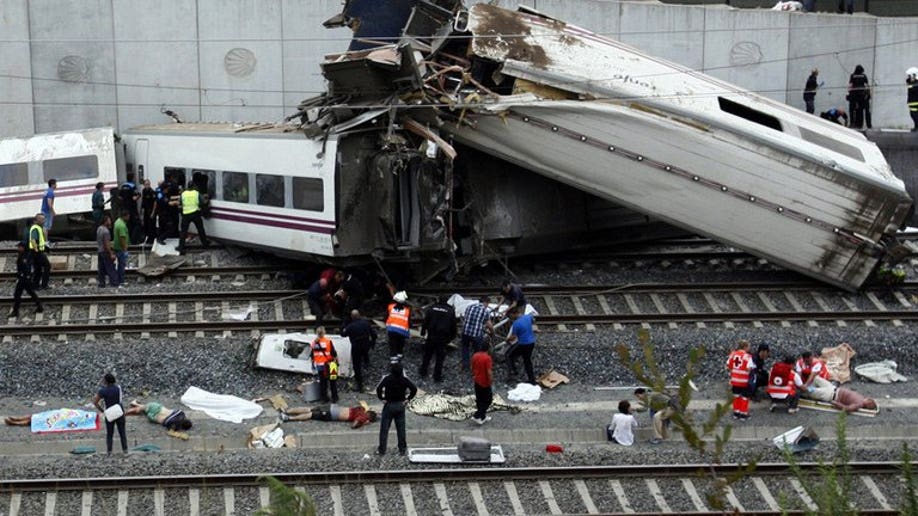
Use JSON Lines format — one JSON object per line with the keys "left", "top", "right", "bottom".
{"left": 298, "top": 0, "right": 914, "bottom": 291}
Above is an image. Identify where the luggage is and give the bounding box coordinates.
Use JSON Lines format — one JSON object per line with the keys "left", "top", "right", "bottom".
{"left": 458, "top": 436, "right": 491, "bottom": 462}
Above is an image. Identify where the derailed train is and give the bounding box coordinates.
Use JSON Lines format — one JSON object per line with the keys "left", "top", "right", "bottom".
{"left": 3, "top": 1, "right": 913, "bottom": 290}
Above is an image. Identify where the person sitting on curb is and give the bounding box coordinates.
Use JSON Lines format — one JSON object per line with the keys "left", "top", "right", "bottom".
{"left": 607, "top": 400, "right": 639, "bottom": 446}
{"left": 279, "top": 402, "right": 377, "bottom": 429}
{"left": 124, "top": 400, "right": 193, "bottom": 431}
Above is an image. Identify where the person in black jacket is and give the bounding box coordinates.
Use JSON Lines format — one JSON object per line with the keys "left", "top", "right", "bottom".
{"left": 848, "top": 64, "right": 871, "bottom": 130}
{"left": 907, "top": 69, "right": 918, "bottom": 131}
{"left": 341, "top": 309, "right": 377, "bottom": 392}
{"left": 8, "top": 241, "right": 42, "bottom": 318}
{"left": 93, "top": 373, "right": 128, "bottom": 455}
{"left": 803, "top": 68, "right": 819, "bottom": 114}
{"left": 820, "top": 107, "right": 848, "bottom": 126}
{"left": 419, "top": 296, "right": 457, "bottom": 382}
{"left": 376, "top": 363, "right": 417, "bottom": 456}
{"left": 140, "top": 179, "right": 156, "bottom": 244}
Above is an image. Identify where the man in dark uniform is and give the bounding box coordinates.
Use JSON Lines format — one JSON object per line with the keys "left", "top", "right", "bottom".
{"left": 419, "top": 295, "right": 457, "bottom": 382}
{"left": 8, "top": 241, "right": 42, "bottom": 318}
{"left": 341, "top": 309, "right": 377, "bottom": 392}
{"left": 907, "top": 68, "right": 918, "bottom": 131}
{"left": 140, "top": 179, "right": 156, "bottom": 244}
{"left": 376, "top": 363, "right": 417, "bottom": 456}
{"left": 803, "top": 68, "right": 819, "bottom": 114}
{"left": 119, "top": 173, "right": 141, "bottom": 242}
{"left": 847, "top": 64, "right": 871, "bottom": 130}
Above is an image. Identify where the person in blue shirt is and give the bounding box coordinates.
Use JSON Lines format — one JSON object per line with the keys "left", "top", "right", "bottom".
{"left": 40, "top": 179, "right": 56, "bottom": 234}
{"left": 507, "top": 306, "right": 537, "bottom": 384}
{"left": 91, "top": 182, "right": 106, "bottom": 228}
{"left": 820, "top": 107, "right": 848, "bottom": 126}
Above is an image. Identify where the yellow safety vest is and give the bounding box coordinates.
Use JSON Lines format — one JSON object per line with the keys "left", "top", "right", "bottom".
{"left": 181, "top": 190, "right": 200, "bottom": 215}
{"left": 29, "top": 224, "right": 45, "bottom": 252}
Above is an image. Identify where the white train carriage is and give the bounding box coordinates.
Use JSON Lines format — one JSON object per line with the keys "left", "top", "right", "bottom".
{"left": 0, "top": 127, "right": 119, "bottom": 228}
{"left": 121, "top": 123, "right": 452, "bottom": 263}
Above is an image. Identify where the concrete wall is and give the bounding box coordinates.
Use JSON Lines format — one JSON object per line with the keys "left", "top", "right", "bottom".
{"left": 1, "top": 0, "right": 917, "bottom": 137}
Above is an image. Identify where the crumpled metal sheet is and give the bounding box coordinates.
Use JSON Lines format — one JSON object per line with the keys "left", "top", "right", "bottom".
{"left": 408, "top": 392, "right": 521, "bottom": 421}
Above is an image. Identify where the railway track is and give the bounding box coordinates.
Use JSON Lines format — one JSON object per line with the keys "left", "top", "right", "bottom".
{"left": 0, "top": 462, "right": 908, "bottom": 515}
{"left": 1, "top": 282, "right": 916, "bottom": 337}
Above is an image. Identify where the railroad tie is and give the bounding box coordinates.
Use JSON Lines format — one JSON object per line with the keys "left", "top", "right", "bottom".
{"left": 433, "top": 482, "right": 454, "bottom": 516}
{"left": 730, "top": 292, "right": 762, "bottom": 328}
{"left": 364, "top": 484, "right": 382, "bottom": 516}
{"left": 400, "top": 483, "right": 419, "bottom": 516}
{"left": 44, "top": 491, "right": 56, "bottom": 516}
{"left": 681, "top": 478, "right": 707, "bottom": 512}
{"left": 608, "top": 479, "right": 634, "bottom": 513}
{"left": 86, "top": 304, "right": 98, "bottom": 341}
{"left": 538, "top": 480, "right": 563, "bottom": 515}
{"left": 676, "top": 293, "right": 705, "bottom": 329}
{"left": 649, "top": 293, "right": 677, "bottom": 330}
{"left": 542, "top": 296, "right": 567, "bottom": 331}
{"left": 141, "top": 303, "right": 151, "bottom": 339}
{"left": 842, "top": 296, "right": 874, "bottom": 327}
{"left": 59, "top": 305, "right": 70, "bottom": 342}
{"left": 469, "top": 482, "right": 489, "bottom": 515}
{"left": 570, "top": 295, "right": 595, "bottom": 331}
{"left": 573, "top": 479, "right": 598, "bottom": 514}
{"left": 223, "top": 487, "right": 235, "bottom": 516}
{"left": 504, "top": 480, "right": 527, "bottom": 515}
{"left": 221, "top": 301, "right": 233, "bottom": 338}
{"left": 117, "top": 490, "right": 128, "bottom": 516}
{"left": 860, "top": 475, "right": 892, "bottom": 510}
{"left": 114, "top": 303, "right": 124, "bottom": 340}
{"left": 623, "top": 294, "right": 650, "bottom": 330}
{"left": 812, "top": 292, "right": 846, "bottom": 327}
{"left": 751, "top": 477, "right": 780, "bottom": 511}
{"left": 596, "top": 295, "right": 623, "bottom": 331}
{"left": 154, "top": 488, "right": 165, "bottom": 516}
{"left": 784, "top": 291, "right": 818, "bottom": 327}
{"left": 866, "top": 292, "right": 901, "bottom": 327}
{"left": 168, "top": 302, "right": 178, "bottom": 338}
{"left": 188, "top": 488, "right": 201, "bottom": 516}
{"left": 329, "top": 484, "right": 345, "bottom": 516}
{"left": 702, "top": 292, "right": 733, "bottom": 329}
{"left": 756, "top": 292, "right": 790, "bottom": 327}
{"left": 195, "top": 302, "right": 205, "bottom": 338}
{"left": 80, "top": 491, "right": 93, "bottom": 516}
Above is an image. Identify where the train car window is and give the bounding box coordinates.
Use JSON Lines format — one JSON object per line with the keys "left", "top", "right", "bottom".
{"left": 292, "top": 177, "right": 324, "bottom": 212}
{"left": 42, "top": 155, "right": 99, "bottom": 181}
{"left": 193, "top": 169, "right": 216, "bottom": 199}
{"left": 223, "top": 171, "right": 251, "bottom": 203}
{"left": 164, "top": 167, "right": 186, "bottom": 189}
{"left": 797, "top": 127, "right": 865, "bottom": 162}
{"left": 0, "top": 162, "right": 29, "bottom": 187}
{"left": 256, "top": 174, "right": 285, "bottom": 207}
{"left": 718, "top": 97, "right": 782, "bottom": 132}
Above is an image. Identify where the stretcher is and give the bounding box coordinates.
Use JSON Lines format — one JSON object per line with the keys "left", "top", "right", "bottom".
{"left": 797, "top": 397, "right": 878, "bottom": 417}
{"left": 408, "top": 445, "right": 506, "bottom": 464}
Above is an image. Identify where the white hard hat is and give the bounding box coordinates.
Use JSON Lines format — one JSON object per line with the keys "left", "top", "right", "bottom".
{"left": 907, "top": 67, "right": 918, "bottom": 77}
{"left": 393, "top": 291, "right": 408, "bottom": 303}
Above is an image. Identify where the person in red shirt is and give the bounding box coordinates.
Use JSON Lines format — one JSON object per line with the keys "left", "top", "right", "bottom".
{"left": 471, "top": 340, "right": 493, "bottom": 425}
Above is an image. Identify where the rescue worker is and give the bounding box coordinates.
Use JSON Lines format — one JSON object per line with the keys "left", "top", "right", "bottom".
{"left": 310, "top": 326, "right": 338, "bottom": 403}
{"left": 820, "top": 107, "right": 848, "bottom": 126}
{"left": 726, "top": 340, "right": 755, "bottom": 421}
{"left": 306, "top": 278, "right": 329, "bottom": 323}
{"left": 751, "top": 344, "right": 770, "bottom": 401}
{"left": 499, "top": 280, "right": 527, "bottom": 315}
{"left": 28, "top": 213, "right": 51, "bottom": 290}
{"left": 795, "top": 351, "right": 830, "bottom": 389}
{"left": 419, "top": 295, "right": 457, "bottom": 383}
{"left": 341, "top": 309, "right": 376, "bottom": 392}
{"left": 119, "top": 173, "right": 140, "bottom": 240}
{"left": 386, "top": 291, "right": 411, "bottom": 361}
{"left": 177, "top": 182, "right": 209, "bottom": 254}
{"left": 767, "top": 355, "right": 804, "bottom": 414}
{"left": 907, "top": 67, "right": 918, "bottom": 132}
{"left": 847, "top": 64, "right": 871, "bottom": 130}
{"left": 8, "top": 241, "right": 42, "bottom": 318}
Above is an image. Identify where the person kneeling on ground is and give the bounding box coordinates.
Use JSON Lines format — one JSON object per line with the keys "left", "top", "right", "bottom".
{"left": 767, "top": 355, "right": 804, "bottom": 414}
{"left": 607, "top": 400, "right": 638, "bottom": 446}
{"left": 279, "top": 403, "right": 377, "bottom": 429}
{"left": 634, "top": 388, "right": 681, "bottom": 445}
{"left": 125, "top": 401, "right": 193, "bottom": 431}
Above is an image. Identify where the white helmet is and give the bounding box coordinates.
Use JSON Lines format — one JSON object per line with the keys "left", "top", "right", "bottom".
{"left": 393, "top": 291, "right": 408, "bottom": 303}
{"left": 907, "top": 67, "right": 918, "bottom": 78}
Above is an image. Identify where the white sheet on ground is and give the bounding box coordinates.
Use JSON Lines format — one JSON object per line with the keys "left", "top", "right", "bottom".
{"left": 180, "top": 386, "right": 263, "bottom": 423}
{"left": 507, "top": 382, "right": 541, "bottom": 402}
{"left": 854, "top": 360, "right": 908, "bottom": 384}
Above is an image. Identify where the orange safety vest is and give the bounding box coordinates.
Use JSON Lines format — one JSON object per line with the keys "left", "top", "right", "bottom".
{"left": 727, "top": 349, "right": 753, "bottom": 388}
{"left": 311, "top": 337, "right": 335, "bottom": 366}
{"left": 767, "top": 362, "right": 797, "bottom": 397}
{"left": 386, "top": 303, "right": 411, "bottom": 336}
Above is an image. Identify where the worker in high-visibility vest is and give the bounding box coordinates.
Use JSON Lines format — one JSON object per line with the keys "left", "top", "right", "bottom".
{"left": 28, "top": 213, "right": 51, "bottom": 290}
{"left": 311, "top": 326, "right": 338, "bottom": 403}
{"left": 177, "top": 182, "right": 210, "bottom": 254}
{"left": 386, "top": 291, "right": 411, "bottom": 362}
{"left": 726, "top": 340, "right": 755, "bottom": 421}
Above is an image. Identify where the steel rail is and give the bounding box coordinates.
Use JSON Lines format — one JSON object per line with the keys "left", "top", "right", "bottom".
{"left": 412, "top": 281, "right": 918, "bottom": 295}
{"left": 0, "top": 290, "right": 301, "bottom": 305}
{"left": 0, "top": 461, "right": 907, "bottom": 492}
{"left": 0, "top": 265, "right": 286, "bottom": 281}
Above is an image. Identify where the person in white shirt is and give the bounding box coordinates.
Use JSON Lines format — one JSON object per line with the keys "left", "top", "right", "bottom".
{"left": 607, "top": 400, "right": 639, "bottom": 446}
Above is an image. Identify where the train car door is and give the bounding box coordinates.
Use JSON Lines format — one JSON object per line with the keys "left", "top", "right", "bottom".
{"left": 134, "top": 139, "right": 149, "bottom": 182}
{"left": 395, "top": 160, "right": 421, "bottom": 248}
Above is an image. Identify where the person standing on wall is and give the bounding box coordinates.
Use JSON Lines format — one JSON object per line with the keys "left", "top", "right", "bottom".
{"left": 177, "top": 182, "right": 209, "bottom": 254}
{"left": 93, "top": 373, "right": 128, "bottom": 455}
{"left": 419, "top": 295, "right": 457, "bottom": 383}
{"left": 803, "top": 68, "right": 820, "bottom": 114}
{"left": 28, "top": 213, "right": 51, "bottom": 290}
{"left": 375, "top": 363, "right": 417, "bottom": 456}
{"left": 7, "top": 241, "right": 42, "bottom": 318}
{"left": 838, "top": 0, "right": 854, "bottom": 14}
{"left": 471, "top": 339, "right": 493, "bottom": 425}
{"left": 386, "top": 291, "right": 411, "bottom": 362}
{"left": 112, "top": 212, "right": 130, "bottom": 287}
{"left": 907, "top": 68, "right": 918, "bottom": 131}
{"left": 40, "top": 179, "right": 56, "bottom": 236}
{"left": 848, "top": 64, "right": 871, "bottom": 130}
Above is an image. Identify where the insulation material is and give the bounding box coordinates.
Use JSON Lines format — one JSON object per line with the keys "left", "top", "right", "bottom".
{"left": 820, "top": 343, "right": 856, "bottom": 384}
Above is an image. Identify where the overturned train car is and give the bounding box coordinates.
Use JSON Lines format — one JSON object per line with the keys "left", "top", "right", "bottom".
{"left": 120, "top": 122, "right": 676, "bottom": 278}
{"left": 310, "top": 0, "right": 913, "bottom": 290}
